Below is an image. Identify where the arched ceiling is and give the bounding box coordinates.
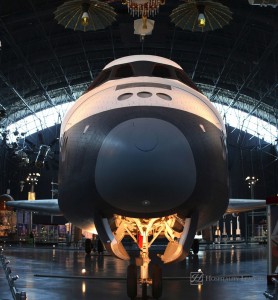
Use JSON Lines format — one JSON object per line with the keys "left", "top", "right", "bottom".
{"left": 0, "top": 0, "right": 277, "bottom": 129}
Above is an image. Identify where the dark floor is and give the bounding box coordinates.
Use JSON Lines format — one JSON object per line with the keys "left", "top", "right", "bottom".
{"left": 0, "top": 243, "right": 273, "bottom": 300}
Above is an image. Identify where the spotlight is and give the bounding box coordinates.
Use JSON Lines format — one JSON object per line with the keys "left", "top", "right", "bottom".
{"left": 198, "top": 13, "right": 205, "bottom": 27}
{"left": 81, "top": 2, "right": 90, "bottom": 27}
{"left": 81, "top": 12, "right": 89, "bottom": 27}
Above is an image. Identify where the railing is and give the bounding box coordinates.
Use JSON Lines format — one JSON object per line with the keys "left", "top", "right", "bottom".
{"left": 0, "top": 247, "right": 27, "bottom": 300}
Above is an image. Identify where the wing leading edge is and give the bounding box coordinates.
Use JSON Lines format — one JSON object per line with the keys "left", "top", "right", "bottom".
{"left": 227, "top": 198, "right": 266, "bottom": 214}
{"left": 5, "top": 199, "right": 62, "bottom": 215}
{"left": 5, "top": 198, "right": 266, "bottom": 217}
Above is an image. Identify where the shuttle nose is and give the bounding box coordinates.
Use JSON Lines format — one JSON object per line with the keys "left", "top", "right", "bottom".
{"left": 95, "top": 118, "right": 196, "bottom": 214}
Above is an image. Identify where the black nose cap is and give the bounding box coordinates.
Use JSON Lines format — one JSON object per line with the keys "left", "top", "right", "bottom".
{"left": 95, "top": 118, "right": 196, "bottom": 214}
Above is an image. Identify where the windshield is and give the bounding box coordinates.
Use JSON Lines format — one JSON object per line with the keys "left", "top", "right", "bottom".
{"left": 86, "top": 61, "right": 201, "bottom": 93}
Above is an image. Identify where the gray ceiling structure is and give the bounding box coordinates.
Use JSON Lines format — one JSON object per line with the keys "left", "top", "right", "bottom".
{"left": 0, "top": 0, "right": 277, "bottom": 130}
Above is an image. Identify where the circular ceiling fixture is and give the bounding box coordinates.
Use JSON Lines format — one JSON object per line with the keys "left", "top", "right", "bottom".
{"left": 170, "top": 0, "right": 232, "bottom": 32}
{"left": 122, "top": 0, "right": 165, "bottom": 18}
{"left": 54, "top": 0, "right": 117, "bottom": 32}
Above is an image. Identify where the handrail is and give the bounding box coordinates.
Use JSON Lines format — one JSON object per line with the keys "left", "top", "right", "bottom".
{"left": 0, "top": 247, "right": 27, "bottom": 300}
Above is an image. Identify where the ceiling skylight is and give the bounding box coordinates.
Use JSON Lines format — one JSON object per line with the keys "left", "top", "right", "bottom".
{"left": 5, "top": 101, "right": 277, "bottom": 144}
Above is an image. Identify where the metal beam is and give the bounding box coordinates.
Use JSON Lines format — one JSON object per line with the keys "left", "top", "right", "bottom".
{"left": 228, "top": 31, "right": 278, "bottom": 109}
{"left": 78, "top": 34, "right": 94, "bottom": 81}
{"left": 0, "top": 70, "right": 47, "bottom": 131}
{"left": 0, "top": 71, "right": 37, "bottom": 116}
{"left": 27, "top": 0, "right": 75, "bottom": 103}
{"left": 191, "top": 32, "right": 208, "bottom": 80}
{"left": 210, "top": 12, "right": 253, "bottom": 102}
{"left": 243, "top": 82, "right": 278, "bottom": 121}
{"left": 0, "top": 17, "right": 55, "bottom": 108}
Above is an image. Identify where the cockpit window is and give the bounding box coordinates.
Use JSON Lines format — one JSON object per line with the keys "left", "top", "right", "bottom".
{"left": 175, "top": 69, "right": 200, "bottom": 92}
{"left": 86, "top": 61, "right": 201, "bottom": 93}
{"left": 113, "top": 64, "right": 133, "bottom": 79}
{"left": 152, "top": 65, "right": 172, "bottom": 78}
{"left": 87, "top": 69, "right": 111, "bottom": 92}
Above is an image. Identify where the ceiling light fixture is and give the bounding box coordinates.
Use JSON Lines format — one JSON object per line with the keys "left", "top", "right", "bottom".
{"left": 122, "top": 0, "right": 165, "bottom": 18}
{"left": 170, "top": 0, "right": 232, "bottom": 32}
{"left": 81, "top": 11, "right": 89, "bottom": 27}
{"left": 54, "top": 0, "right": 117, "bottom": 32}
{"left": 197, "top": 13, "right": 205, "bottom": 27}
{"left": 197, "top": 4, "right": 205, "bottom": 28}
{"left": 81, "top": 1, "right": 90, "bottom": 27}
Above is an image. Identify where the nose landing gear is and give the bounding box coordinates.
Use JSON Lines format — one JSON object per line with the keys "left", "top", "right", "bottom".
{"left": 127, "top": 218, "right": 163, "bottom": 299}
{"left": 127, "top": 264, "right": 137, "bottom": 299}
{"left": 152, "top": 264, "right": 162, "bottom": 299}
{"left": 127, "top": 263, "right": 162, "bottom": 300}
{"left": 94, "top": 213, "right": 198, "bottom": 299}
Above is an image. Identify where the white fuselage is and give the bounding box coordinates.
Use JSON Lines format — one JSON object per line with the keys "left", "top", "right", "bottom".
{"left": 61, "top": 55, "right": 225, "bottom": 138}
{"left": 58, "top": 55, "right": 228, "bottom": 232}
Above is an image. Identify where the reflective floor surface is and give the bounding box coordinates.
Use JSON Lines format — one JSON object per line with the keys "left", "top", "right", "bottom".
{"left": 0, "top": 244, "right": 272, "bottom": 300}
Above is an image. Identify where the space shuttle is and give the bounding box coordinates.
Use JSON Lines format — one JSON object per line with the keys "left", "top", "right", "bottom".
{"left": 5, "top": 55, "right": 265, "bottom": 299}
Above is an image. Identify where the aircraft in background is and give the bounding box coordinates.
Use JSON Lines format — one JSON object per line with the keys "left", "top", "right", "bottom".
{"left": 4, "top": 55, "right": 266, "bottom": 299}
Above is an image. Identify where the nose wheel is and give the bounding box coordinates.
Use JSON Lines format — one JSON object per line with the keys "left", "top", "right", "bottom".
{"left": 152, "top": 264, "right": 162, "bottom": 299}
{"left": 127, "top": 264, "right": 138, "bottom": 299}
{"left": 85, "top": 238, "right": 92, "bottom": 254}
{"left": 127, "top": 263, "right": 162, "bottom": 300}
{"left": 192, "top": 238, "right": 199, "bottom": 255}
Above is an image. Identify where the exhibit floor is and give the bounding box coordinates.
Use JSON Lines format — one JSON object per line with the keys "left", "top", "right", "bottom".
{"left": 0, "top": 243, "right": 273, "bottom": 300}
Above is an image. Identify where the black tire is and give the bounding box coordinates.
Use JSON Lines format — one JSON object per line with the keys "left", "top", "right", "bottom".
{"left": 85, "top": 239, "right": 92, "bottom": 254}
{"left": 127, "top": 264, "right": 137, "bottom": 299}
{"left": 142, "top": 282, "right": 148, "bottom": 300}
{"left": 152, "top": 264, "right": 162, "bottom": 299}
{"left": 192, "top": 239, "right": 199, "bottom": 255}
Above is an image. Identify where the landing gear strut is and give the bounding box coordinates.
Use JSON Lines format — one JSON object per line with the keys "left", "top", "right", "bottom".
{"left": 126, "top": 262, "right": 162, "bottom": 299}
{"left": 95, "top": 213, "right": 198, "bottom": 300}
{"left": 133, "top": 218, "right": 159, "bottom": 299}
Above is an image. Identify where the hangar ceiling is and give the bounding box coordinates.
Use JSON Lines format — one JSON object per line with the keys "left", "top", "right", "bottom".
{"left": 0, "top": 0, "right": 277, "bottom": 202}
{"left": 0, "top": 0, "right": 277, "bottom": 130}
